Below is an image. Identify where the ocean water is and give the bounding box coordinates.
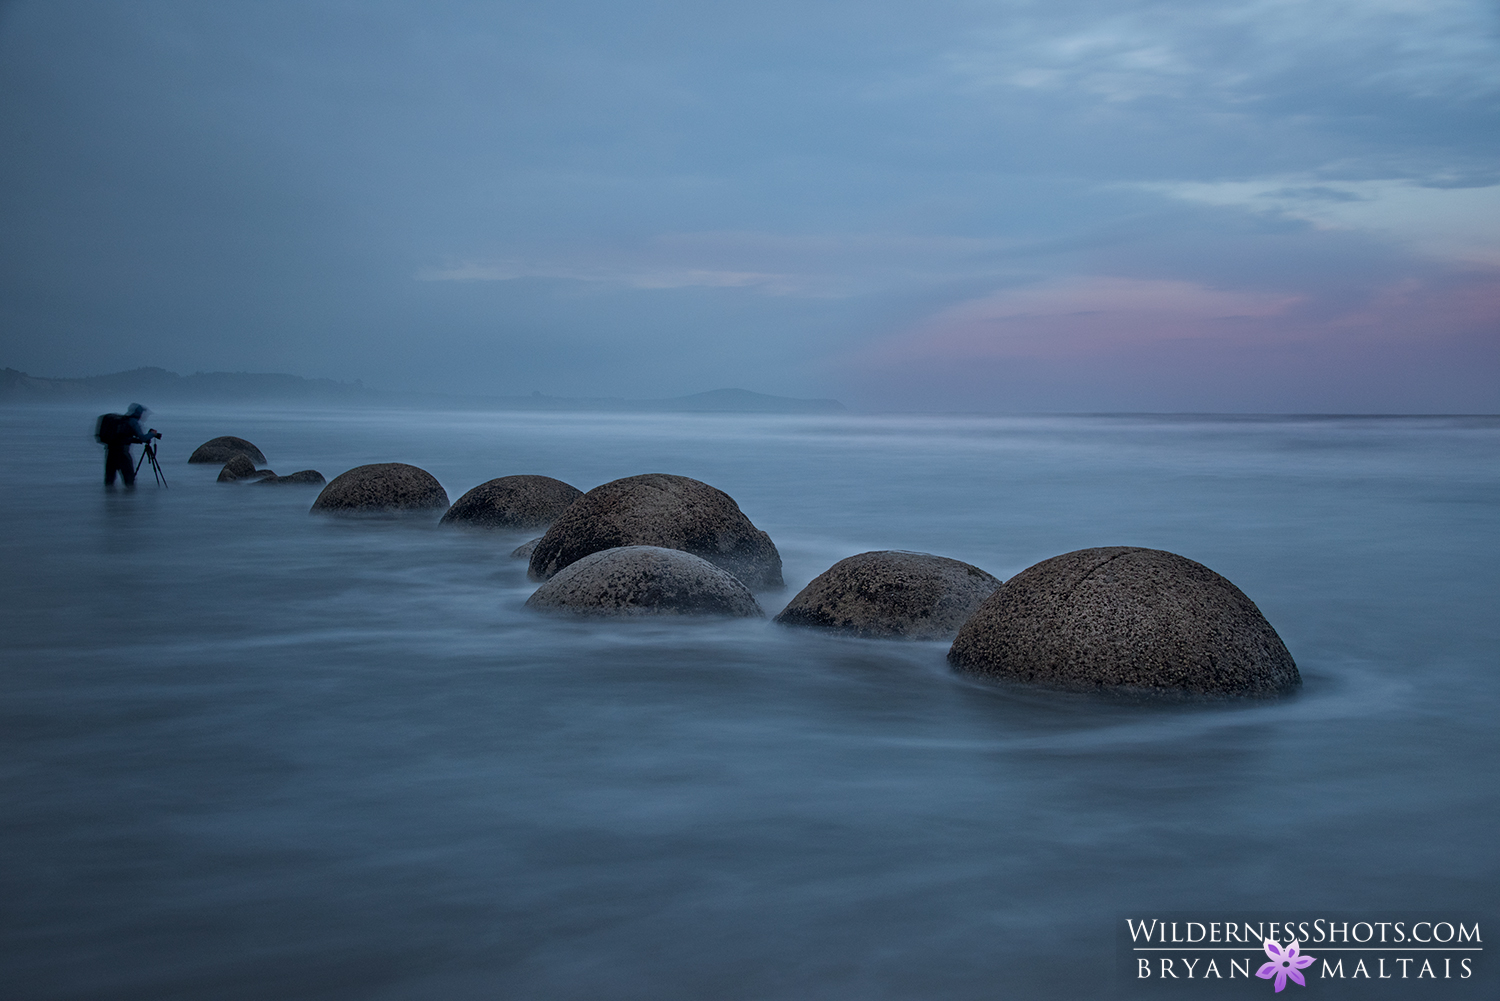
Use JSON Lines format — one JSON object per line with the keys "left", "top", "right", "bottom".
{"left": 2, "top": 404, "right": 1496, "bottom": 1000}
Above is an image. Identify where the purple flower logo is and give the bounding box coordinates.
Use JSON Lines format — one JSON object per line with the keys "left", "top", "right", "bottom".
{"left": 1256, "top": 939, "right": 1316, "bottom": 992}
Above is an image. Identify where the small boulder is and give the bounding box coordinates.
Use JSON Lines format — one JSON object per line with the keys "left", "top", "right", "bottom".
{"left": 189, "top": 436, "right": 266, "bottom": 465}
{"left": 775, "top": 551, "right": 1002, "bottom": 640}
{"left": 217, "top": 456, "right": 274, "bottom": 482}
{"left": 441, "top": 475, "right": 584, "bottom": 530}
{"left": 948, "top": 547, "right": 1299, "bottom": 697}
{"left": 528, "top": 473, "right": 782, "bottom": 589}
{"left": 511, "top": 537, "right": 543, "bottom": 560}
{"left": 252, "top": 469, "right": 327, "bottom": 486}
{"left": 526, "top": 546, "right": 764, "bottom": 618}
{"left": 310, "top": 463, "right": 449, "bottom": 514}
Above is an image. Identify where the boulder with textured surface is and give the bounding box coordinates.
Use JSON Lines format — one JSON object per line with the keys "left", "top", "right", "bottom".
{"left": 775, "top": 551, "right": 1002, "bottom": 640}
{"left": 441, "top": 475, "right": 584, "bottom": 530}
{"left": 511, "top": 537, "right": 543, "bottom": 560}
{"left": 948, "top": 547, "right": 1299, "bottom": 696}
{"left": 526, "top": 546, "right": 764, "bottom": 618}
{"left": 217, "top": 456, "right": 275, "bottom": 482}
{"left": 528, "top": 473, "right": 782, "bottom": 589}
{"left": 310, "top": 463, "right": 449, "bottom": 514}
{"left": 252, "top": 469, "right": 326, "bottom": 486}
{"left": 189, "top": 436, "right": 266, "bottom": 465}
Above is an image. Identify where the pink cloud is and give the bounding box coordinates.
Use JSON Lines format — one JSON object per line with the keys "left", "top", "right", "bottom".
{"left": 861, "top": 277, "right": 1306, "bottom": 365}
{"left": 836, "top": 272, "right": 1500, "bottom": 412}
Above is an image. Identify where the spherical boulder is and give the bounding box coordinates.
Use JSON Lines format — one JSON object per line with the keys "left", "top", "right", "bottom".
{"left": 189, "top": 436, "right": 266, "bottom": 465}
{"left": 217, "top": 455, "right": 261, "bottom": 482}
{"left": 528, "top": 473, "right": 783, "bottom": 589}
{"left": 252, "top": 469, "right": 326, "bottom": 486}
{"left": 526, "top": 546, "right": 764, "bottom": 618}
{"left": 218, "top": 459, "right": 276, "bottom": 483}
{"left": 310, "top": 463, "right": 449, "bottom": 514}
{"left": 948, "top": 547, "right": 1299, "bottom": 696}
{"left": 440, "top": 475, "right": 584, "bottom": 530}
{"left": 511, "top": 537, "right": 543, "bottom": 560}
{"left": 775, "top": 551, "right": 1002, "bottom": 640}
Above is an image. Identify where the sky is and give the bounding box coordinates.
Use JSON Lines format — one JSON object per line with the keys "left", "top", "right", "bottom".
{"left": 1, "top": 0, "right": 1496, "bottom": 412}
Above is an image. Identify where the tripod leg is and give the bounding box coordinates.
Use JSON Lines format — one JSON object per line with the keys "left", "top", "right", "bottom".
{"left": 143, "top": 444, "right": 165, "bottom": 487}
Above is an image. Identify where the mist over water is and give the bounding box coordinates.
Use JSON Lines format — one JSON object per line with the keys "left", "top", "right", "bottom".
{"left": 2, "top": 405, "right": 1496, "bottom": 1000}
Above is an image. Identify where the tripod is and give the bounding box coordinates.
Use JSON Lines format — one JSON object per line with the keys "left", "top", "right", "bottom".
{"left": 135, "top": 439, "right": 168, "bottom": 488}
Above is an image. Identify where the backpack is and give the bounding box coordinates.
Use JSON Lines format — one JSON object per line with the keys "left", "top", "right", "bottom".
{"left": 96, "top": 413, "right": 130, "bottom": 446}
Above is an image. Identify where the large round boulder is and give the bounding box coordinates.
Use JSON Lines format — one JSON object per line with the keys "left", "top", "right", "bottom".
{"left": 189, "top": 436, "right": 266, "bottom": 465}
{"left": 948, "top": 547, "right": 1299, "bottom": 696}
{"left": 526, "top": 546, "right": 764, "bottom": 618}
{"left": 440, "top": 475, "right": 584, "bottom": 530}
{"left": 310, "top": 463, "right": 449, "bottom": 514}
{"left": 528, "top": 473, "right": 783, "bottom": 589}
{"left": 775, "top": 551, "right": 1002, "bottom": 640}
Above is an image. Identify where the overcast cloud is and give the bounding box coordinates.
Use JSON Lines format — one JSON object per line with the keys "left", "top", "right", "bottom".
{"left": 1, "top": 0, "right": 1496, "bottom": 410}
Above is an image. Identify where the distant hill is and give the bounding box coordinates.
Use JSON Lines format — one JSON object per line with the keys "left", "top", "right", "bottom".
{"left": 0, "top": 367, "right": 846, "bottom": 413}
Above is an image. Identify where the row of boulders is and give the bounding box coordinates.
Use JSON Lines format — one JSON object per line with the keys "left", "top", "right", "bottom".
{"left": 196, "top": 445, "right": 1301, "bottom": 698}
{"left": 189, "top": 436, "right": 327, "bottom": 487}
{"left": 317, "top": 460, "right": 1301, "bottom": 697}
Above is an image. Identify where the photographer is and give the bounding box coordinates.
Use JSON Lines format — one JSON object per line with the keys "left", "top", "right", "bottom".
{"left": 97, "top": 403, "right": 162, "bottom": 488}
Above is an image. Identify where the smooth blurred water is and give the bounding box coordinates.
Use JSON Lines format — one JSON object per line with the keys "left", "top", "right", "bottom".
{"left": 2, "top": 405, "right": 1496, "bottom": 1000}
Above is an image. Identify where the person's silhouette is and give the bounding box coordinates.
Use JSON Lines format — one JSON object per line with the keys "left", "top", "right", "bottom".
{"left": 97, "top": 403, "right": 160, "bottom": 488}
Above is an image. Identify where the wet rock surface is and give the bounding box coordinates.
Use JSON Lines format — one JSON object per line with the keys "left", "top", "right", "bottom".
{"left": 441, "top": 475, "right": 584, "bottom": 530}
{"left": 528, "top": 473, "right": 782, "bottom": 588}
{"left": 526, "top": 546, "right": 764, "bottom": 618}
{"left": 511, "top": 537, "right": 543, "bottom": 560}
{"left": 310, "top": 463, "right": 449, "bottom": 514}
{"left": 948, "top": 546, "right": 1300, "bottom": 696}
{"left": 217, "top": 456, "right": 274, "bottom": 482}
{"left": 252, "top": 469, "right": 326, "bottom": 486}
{"left": 189, "top": 436, "right": 266, "bottom": 465}
{"left": 775, "top": 550, "right": 1002, "bottom": 640}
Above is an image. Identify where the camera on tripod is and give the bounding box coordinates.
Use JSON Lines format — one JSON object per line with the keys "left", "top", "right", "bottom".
{"left": 137, "top": 431, "right": 167, "bottom": 487}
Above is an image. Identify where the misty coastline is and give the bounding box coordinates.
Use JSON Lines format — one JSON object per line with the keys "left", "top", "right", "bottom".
{"left": 0, "top": 366, "right": 846, "bottom": 414}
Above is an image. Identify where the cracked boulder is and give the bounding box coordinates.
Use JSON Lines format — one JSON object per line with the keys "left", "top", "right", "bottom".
{"left": 948, "top": 547, "right": 1299, "bottom": 696}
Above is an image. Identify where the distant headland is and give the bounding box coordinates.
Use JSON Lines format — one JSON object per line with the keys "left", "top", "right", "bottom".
{"left": 0, "top": 367, "right": 847, "bottom": 414}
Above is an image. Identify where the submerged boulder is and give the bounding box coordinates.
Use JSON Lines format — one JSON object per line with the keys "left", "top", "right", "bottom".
{"left": 948, "top": 547, "right": 1299, "bottom": 696}
{"left": 441, "top": 475, "right": 584, "bottom": 530}
{"left": 775, "top": 551, "right": 1002, "bottom": 640}
{"left": 189, "top": 436, "right": 266, "bottom": 465}
{"left": 217, "top": 456, "right": 274, "bottom": 482}
{"left": 528, "top": 473, "right": 782, "bottom": 589}
{"left": 526, "top": 546, "right": 763, "bottom": 618}
{"left": 310, "top": 463, "right": 449, "bottom": 514}
{"left": 252, "top": 469, "right": 326, "bottom": 486}
{"left": 511, "top": 537, "right": 543, "bottom": 560}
